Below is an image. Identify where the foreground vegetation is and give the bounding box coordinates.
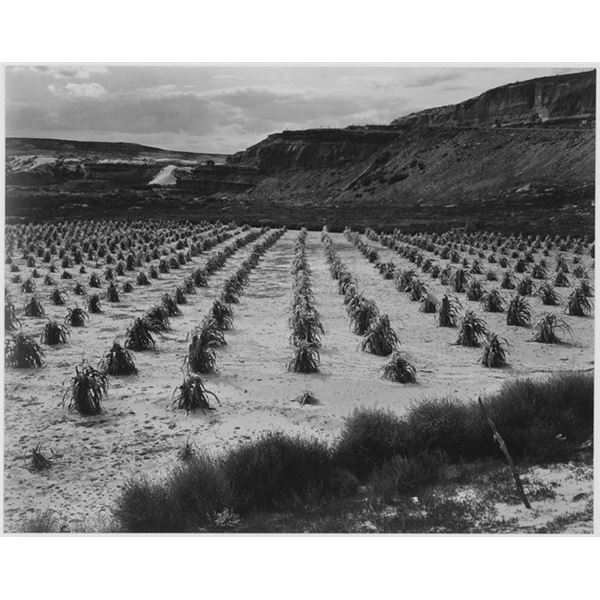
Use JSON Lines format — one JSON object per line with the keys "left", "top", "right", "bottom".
{"left": 108, "top": 371, "right": 592, "bottom": 533}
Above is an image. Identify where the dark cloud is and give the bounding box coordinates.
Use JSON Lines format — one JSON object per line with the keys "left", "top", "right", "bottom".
{"left": 405, "top": 72, "right": 463, "bottom": 87}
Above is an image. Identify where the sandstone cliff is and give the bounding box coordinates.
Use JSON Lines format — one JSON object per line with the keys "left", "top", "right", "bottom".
{"left": 390, "top": 70, "right": 595, "bottom": 129}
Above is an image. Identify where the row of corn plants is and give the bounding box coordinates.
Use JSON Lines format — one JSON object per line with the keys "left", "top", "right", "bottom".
{"left": 286, "top": 229, "right": 323, "bottom": 374}
{"left": 177, "top": 228, "right": 286, "bottom": 412}
{"left": 322, "top": 228, "right": 416, "bottom": 383}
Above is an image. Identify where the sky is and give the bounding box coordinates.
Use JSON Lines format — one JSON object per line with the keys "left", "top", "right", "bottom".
{"left": 4, "top": 64, "right": 589, "bottom": 154}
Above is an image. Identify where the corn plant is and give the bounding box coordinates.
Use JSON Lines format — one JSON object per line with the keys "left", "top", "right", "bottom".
{"left": 24, "top": 295, "right": 45, "bottom": 317}
{"left": 481, "top": 288, "right": 505, "bottom": 313}
{"left": 210, "top": 298, "right": 234, "bottom": 330}
{"left": 516, "top": 276, "right": 534, "bottom": 296}
{"left": 438, "top": 294, "right": 461, "bottom": 327}
{"left": 136, "top": 271, "right": 150, "bottom": 286}
{"left": 348, "top": 295, "right": 379, "bottom": 335}
{"left": 65, "top": 307, "right": 89, "bottom": 327}
{"left": 171, "top": 375, "right": 220, "bottom": 412}
{"left": 287, "top": 341, "right": 320, "bottom": 373}
{"left": 361, "top": 315, "right": 399, "bottom": 356}
{"left": 5, "top": 300, "right": 21, "bottom": 331}
{"left": 161, "top": 293, "right": 182, "bottom": 316}
{"left": 554, "top": 270, "right": 570, "bottom": 287}
{"left": 419, "top": 293, "right": 438, "bottom": 313}
{"left": 480, "top": 333, "right": 509, "bottom": 368}
{"left": 565, "top": 287, "right": 593, "bottom": 317}
{"left": 144, "top": 305, "right": 171, "bottom": 331}
{"left": 21, "top": 278, "right": 36, "bottom": 293}
{"left": 125, "top": 317, "right": 160, "bottom": 351}
{"left": 500, "top": 270, "right": 516, "bottom": 290}
{"left": 380, "top": 351, "right": 417, "bottom": 383}
{"left": 456, "top": 311, "right": 488, "bottom": 347}
{"left": 506, "top": 295, "right": 533, "bottom": 327}
{"left": 99, "top": 342, "right": 138, "bottom": 375}
{"left": 533, "top": 313, "right": 573, "bottom": 344}
{"left": 537, "top": 281, "right": 561, "bottom": 306}
{"left": 40, "top": 321, "right": 70, "bottom": 345}
{"left": 5, "top": 333, "right": 45, "bottom": 368}
{"left": 466, "top": 281, "right": 484, "bottom": 301}
{"left": 64, "top": 363, "right": 108, "bottom": 415}
{"left": 88, "top": 294, "right": 103, "bottom": 313}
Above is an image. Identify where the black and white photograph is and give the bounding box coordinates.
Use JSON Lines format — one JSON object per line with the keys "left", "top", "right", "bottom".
{"left": 2, "top": 61, "right": 595, "bottom": 535}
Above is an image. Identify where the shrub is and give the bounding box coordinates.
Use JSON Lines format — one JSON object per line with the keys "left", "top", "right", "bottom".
{"left": 361, "top": 315, "right": 399, "bottom": 356}
{"left": 287, "top": 342, "right": 320, "bottom": 373}
{"left": 99, "top": 342, "right": 138, "bottom": 375}
{"left": 506, "top": 295, "right": 533, "bottom": 327}
{"left": 380, "top": 351, "right": 417, "bottom": 383}
{"left": 114, "top": 456, "right": 230, "bottom": 533}
{"left": 125, "top": 317, "right": 160, "bottom": 351}
{"left": 480, "top": 333, "right": 510, "bottom": 368}
{"left": 565, "top": 287, "right": 593, "bottom": 316}
{"left": 24, "top": 295, "right": 45, "bottom": 317}
{"left": 64, "top": 364, "right": 108, "bottom": 415}
{"left": 40, "top": 320, "right": 70, "bottom": 345}
{"left": 533, "top": 313, "right": 573, "bottom": 344}
{"left": 5, "top": 333, "right": 45, "bottom": 368}
{"left": 335, "top": 408, "right": 408, "bottom": 479}
{"left": 438, "top": 294, "right": 461, "bottom": 327}
{"left": 456, "top": 310, "right": 488, "bottom": 347}
{"left": 223, "top": 432, "right": 352, "bottom": 514}
{"left": 171, "top": 375, "right": 220, "bottom": 412}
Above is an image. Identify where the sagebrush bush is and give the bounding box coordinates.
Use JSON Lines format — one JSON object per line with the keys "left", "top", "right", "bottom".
{"left": 223, "top": 432, "right": 355, "bottom": 515}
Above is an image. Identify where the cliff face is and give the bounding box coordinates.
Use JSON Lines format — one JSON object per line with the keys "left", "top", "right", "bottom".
{"left": 228, "top": 127, "right": 399, "bottom": 170}
{"left": 390, "top": 70, "right": 596, "bottom": 129}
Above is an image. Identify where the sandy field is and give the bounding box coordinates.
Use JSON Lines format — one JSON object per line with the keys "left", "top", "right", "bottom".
{"left": 3, "top": 228, "right": 594, "bottom": 532}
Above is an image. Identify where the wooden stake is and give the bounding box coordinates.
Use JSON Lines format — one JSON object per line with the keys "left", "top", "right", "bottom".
{"left": 478, "top": 397, "right": 531, "bottom": 509}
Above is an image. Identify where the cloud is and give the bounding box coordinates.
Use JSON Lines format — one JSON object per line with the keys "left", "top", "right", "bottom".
{"left": 49, "top": 82, "right": 108, "bottom": 98}
{"left": 405, "top": 72, "right": 463, "bottom": 87}
{"left": 32, "top": 65, "right": 108, "bottom": 79}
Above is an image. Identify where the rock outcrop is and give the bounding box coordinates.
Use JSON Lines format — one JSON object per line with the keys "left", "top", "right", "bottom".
{"left": 390, "top": 70, "right": 595, "bottom": 129}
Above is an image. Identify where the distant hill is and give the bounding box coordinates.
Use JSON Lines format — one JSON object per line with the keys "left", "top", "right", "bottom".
{"left": 6, "top": 137, "right": 228, "bottom": 163}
